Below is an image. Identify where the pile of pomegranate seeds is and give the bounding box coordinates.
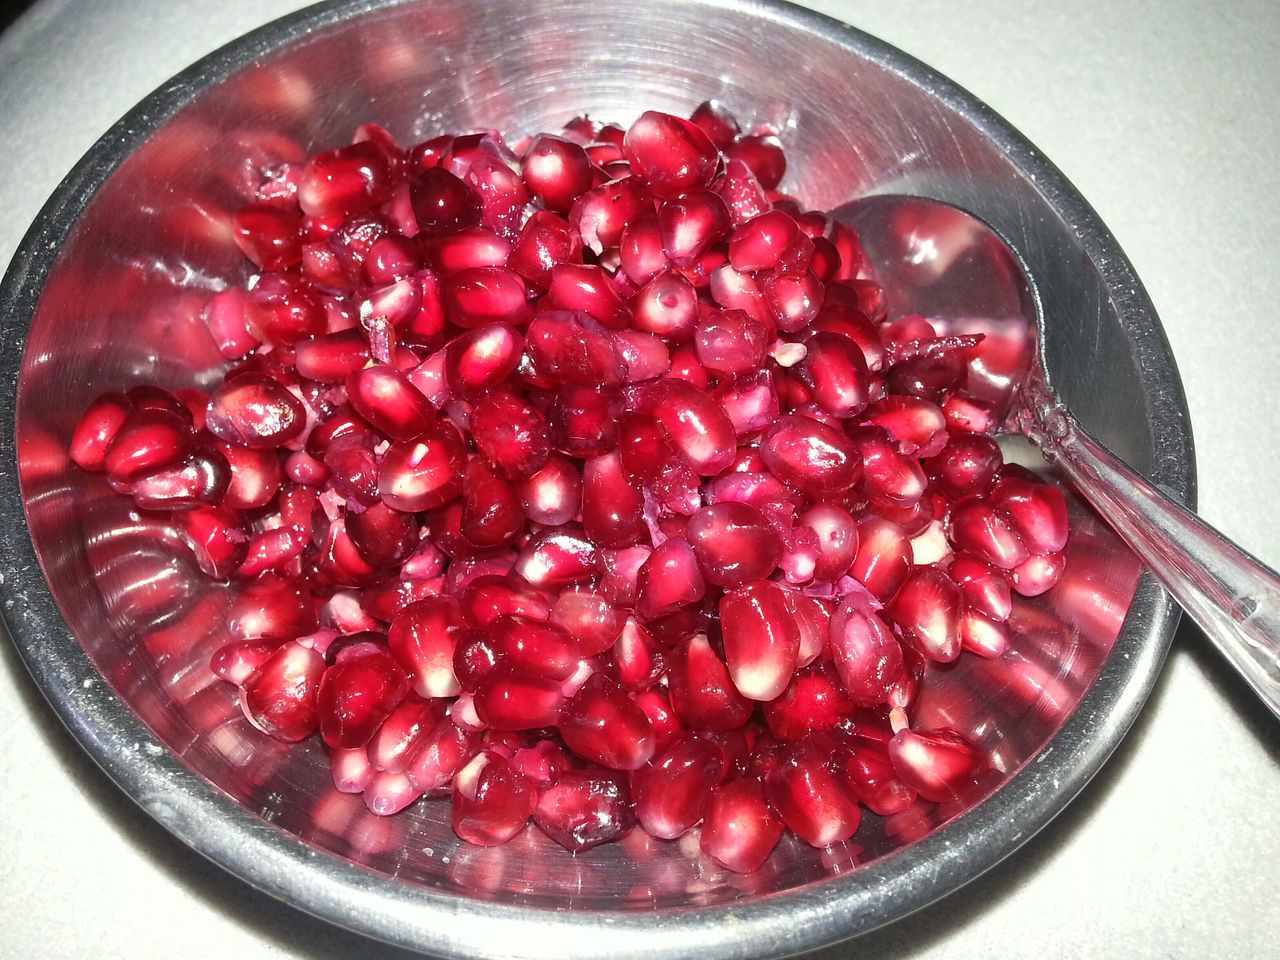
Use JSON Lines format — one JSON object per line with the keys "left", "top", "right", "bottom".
{"left": 69, "top": 103, "right": 1070, "bottom": 873}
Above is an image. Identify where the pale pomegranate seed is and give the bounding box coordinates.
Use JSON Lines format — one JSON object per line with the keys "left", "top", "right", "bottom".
{"left": 888, "top": 726, "right": 986, "bottom": 803}
{"left": 720, "top": 580, "right": 800, "bottom": 701}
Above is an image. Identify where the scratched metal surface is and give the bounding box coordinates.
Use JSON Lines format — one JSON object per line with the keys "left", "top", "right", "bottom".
{"left": 0, "top": 1, "right": 1275, "bottom": 958}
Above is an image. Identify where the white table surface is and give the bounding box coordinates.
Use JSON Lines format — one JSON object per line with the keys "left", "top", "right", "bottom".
{"left": 1, "top": 1, "right": 1277, "bottom": 957}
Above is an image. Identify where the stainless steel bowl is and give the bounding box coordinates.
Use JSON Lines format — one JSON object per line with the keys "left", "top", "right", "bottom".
{"left": 0, "top": 1, "right": 1193, "bottom": 957}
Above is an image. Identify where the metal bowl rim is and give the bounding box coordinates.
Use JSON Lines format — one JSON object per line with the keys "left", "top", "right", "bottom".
{"left": 0, "top": 0, "right": 1193, "bottom": 957}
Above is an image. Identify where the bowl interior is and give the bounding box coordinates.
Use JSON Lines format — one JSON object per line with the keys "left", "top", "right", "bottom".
{"left": 12, "top": 0, "right": 1157, "bottom": 927}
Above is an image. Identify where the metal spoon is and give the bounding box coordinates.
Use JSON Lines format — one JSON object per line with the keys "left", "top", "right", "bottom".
{"left": 840, "top": 194, "right": 1280, "bottom": 717}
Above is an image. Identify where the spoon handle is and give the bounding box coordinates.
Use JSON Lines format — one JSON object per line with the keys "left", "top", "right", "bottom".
{"left": 1040, "top": 411, "right": 1280, "bottom": 717}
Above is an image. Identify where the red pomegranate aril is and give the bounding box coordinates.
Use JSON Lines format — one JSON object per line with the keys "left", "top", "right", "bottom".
{"left": 1011, "top": 551, "right": 1066, "bottom": 597}
{"left": 544, "top": 263, "right": 627, "bottom": 328}
{"left": 725, "top": 134, "right": 785, "bottom": 191}
{"left": 388, "top": 596, "right": 462, "bottom": 698}
{"left": 949, "top": 553, "right": 1013, "bottom": 621}
{"left": 714, "top": 157, "right": 772, "bottom": 228}
{"left": 758, "top": 270, "right": 823, "bottom": 333}
{"left": 488, "top": 615, "right": 580, "bottom": 681}
{"left": 667, "top": 633, "right": 753, "bottom": 731}
{"left": 693, "top": 308, "right": 769, "bottom": 375}
{"left": 766, "top": 743, "right": 861, "bottom": 847}
{"left": 559, "top": 673, "right": 655, "bottom": 770}
{"left": 666, "top": 343, "right": 711, "bottom": 389}
{"left": 409, "top": 166, "right": 482, "bottom": 236}
{"left": 570, "top": 177, "right": 651, "bottom": 254}
{"left": 240, "top": 641, "right": 325, "bottom": 742}
{"left": 470, "top": 389, "right": 552, "bottom": 480}
{"left": 228, "top": 572, "right": 317, "bottom": 640}
{"left": 689, "top": 99, "right": 740, "bottom": 149}
{"left": 369, "top": 699, "right": 439, "bottom": 773}
{"left": 885, "top": 567, "right": 963, "bottom": 663}
{"left": 127, "top": 447, "right": 231, "bottom": 510}
{"left": 346, "top": 499, "right": 418, "bottom": 567}
{"left": 991, "top": 476, "right": 1070, "bottom": 555}
{"left": 796, "top": 331, "right": 870, "bottom": 418}
{"left": 849, "top": 517, "right": 912, "bottom": 602}
{"left": 686, "top": 502, "right": 782, "bottom": 588}
{"left": 232, "top": 202, "right": 302, "bottom": 271}
{"left": 317, "top": 643, "right": 410, "bottom": 749}
{"left": 942, "top": 392, "right": 999, "bottom": 435}
{"left": 547, "top": 384, "right": 621, "bottom": 459}
{"left": 658, "top": 189, "right": 731, "bottom": 267}
{"left": 888, "top": 726, "right": 985, "bottom": 803}
{"left": 797, "top": 503, "right": 858, "bottom": 582}
{"left": 451, "top": 750, "right": 537, "bottom": 846}
{"left": 865, "top": 395, "right": 948, "bottom": 457}
{"left": 330, "top": 746, "right": 375, "bottom": 794}
{"left": 850, "top": 426, "right": 928, "bottom": 506}
{"left": 211, "top": 639, "right": 277, "bottom": 686}
{"left": 472, "top": 669, "right": 565, "bottom": 729}
{"left": 719, "top": 580, "right": 800, "bottom": 701}
{"left": 613, "top": 330, "right": 672, "bottom": 383}
{"left": 363, "top": 770, "right": 423, "bottom": 816}
{"left": 292, "top": 329, "right": 367, "bottom": 383}
{"left": 926, "top": 433, "right": 1003, "bottom": 497}
{"left": 346, "top": 365, "right": 435, "bottom": 442}
{"left": 180, "top": 506, "right": 248, "bottom": 580}
{"left": 428, "top": 227, "right": 513, "bottom": 272}
{"left": 515, "top": 454, "right": 581, "bottom": 526}
{"left": 611, "top": 615, "right": 664, "bottom": 690}
{"left": 298, "top": 140, "right": 394, "bottom": 218}
{"left": 829, "top": 593, "right": 905, "bottom": 706}
{"left": 623, "top": 111, "right": 718, "bottom": 198}
{"left": 204, "top": 288, "right": 262, "bottom": 358}
{"left": 713, "top": 368, "right": 780, "bottom": 438}
{"left": 102, "top": 408, "right": 193, "bottom": 482}
{"left": 405, "top": 717, "right": 478, "bottom": 791}
{"left": 947, "top": 495, "right": 1030, "bottom": 570}
{"left": 519, "top": 134, "right": 594, "bottom": 211}
{"left": 635, "top": 538, "right": 705, "bottom": 619}
{"left": 635, "top": 378, "right": 735, "bottom": 476}
{"left": 534, "top": 768, "right": 636, "bottom": 851}
{"left": 618, "top": 216, "right": 668, "bottom": 287}
{"left": 700, "top": 778, "right": 784, "bottom": 874}
{"left": 760, "top": 414, "right": 860, "bottom": 499}
{"left": 440, "top": 323, "right": 522, "bottom": 400}
{"left": 459, "top": 459, "right": 526, "bottom": 548}
{"left": 633, "top": 734, "right": 723, "bottom": 839}
{"left": 440, "top": 266, "right": 529, "bottom": 328}
{"left": 581, "top": 451, "right": 647, "bottom": 548}
{"left": 514, "top": 525, "right": 597, "bottom": 588}
{"left": 762, "top": 664, "right": 855, "bottom": 740}
{"left": 526, "top": 312, "right": 627, "bottom": 387}
{"left": 834, "top": 739, "right": 916, "bottom": 816}
{"left": 508, "top": 210, "right": 583, "bottom": 291}
{"left": 378, "top": 420, "right": 466, "bottom": 511}
{"left": 728, "top": 209, "right": 809, "bottom": 273}
{"left": 959, "top": 607, "right": 1011, "bottom": 658}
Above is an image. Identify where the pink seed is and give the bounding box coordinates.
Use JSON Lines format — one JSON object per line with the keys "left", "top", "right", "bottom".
{"left": 849, "top": 516, "right": 912, "bottom": 602}
{"left": 404, "top": 716, "right": 478, "bottom": 791}
{"left": 728, "top": 209, "right": 811, "bottom": 273}
{"left": 666, "top": 633, "right": 753, "bottom": 731}
{"left": 766, "top": 742, "right": 861, "bottom": 847}
{"left": 559, "top": 673, "right": 655, "bottom": 770}
{"left": 522, "top": 134, "right": 594, "bottom": 211}
{"left": 440, "top": 266, "right": 529, "bottom": 329}
{"left": 887, "top": 726, "right": 985, "bottom": 803}
{"left": 551, "top": 585, "right": 626, "bottom": 657}
{"left": 699, "top": 778, "right": 784, "bottom": 874}
{"left": 990, "top": 476, "right": 1070, "bottom": 555}
{"left": 687, "top": 502, "right": 782, "bottom": 587}
{"left": 451, "top": 750, "right": 537, "bottom": 845}
{"left": 719, "top": 580, "right": 800, "bottom": 701}
{"left": 761, "top": 663, "right": 854, "bottom": 740}
{"left": 363, "top": 770, "right": 423, "bottom": 816}
{"left": 470, "top": 389, "right": 552, "bottom": 481}
{"left": 347, "top": 364, "right": 436, "bottom": 441}
{"left": 368, "top": 699, "right": 439, "bottom": 773}
{"left": 181, "top": 506, "right": 249, "bottom": 580}
{"left": 533, "top": 768, "right": 636, "bottom": 851}
{"left": 240, "top": 641, "right": 325, "bottom": 743}
{"left": 633, "top": 734, "right": 724, "bottom": 839}
{"left": 635, "top": 538, "right": 705, "bottom": 619}
{"left": 203, "top": 288, "right": 262, "bottom": 359}
{"left": 514, "top": 454, "right": 582, "bottom": 526}
{"left": 317, "top": 643, "right": 410, "bottom": 749}
{"left": 1010, "top": 551, "right": 1066, "bottom": 597}
{"left": 959, "top": 607, "right": 1012, "bottom": 657}
{"left": 388, "top": 596, "right": 462, "bottom": 698}
{"left": 378, "top": 419, "right": 467, "bottom": 511}
{"left": 759, "top": 270, "right": 823, "bottom": 333}
{"left": 210, "top": 639, "right": 277, "bottom": 686}
{"left": 829, "top": 592, "right": 905, "bottom": 706}
{"left": 942, "top": 392, "right": 999, "bottom": 435}
{"left": 947, "top": 495, "right": 1030, "bottom": 570}
{"left": 948, "top": 553, "right": 1013, "bottom": 621}
{"left": 570, "top": 177, "right": 651, "bottom": 254}
{"left": 760, "top": 414, "right": 861, "bottom": 499}
{"left": 472, "top": 669, "right": 565, "bottom": 729}
{"left": 459, "top": 575, "right": 550, "bottom": 628}
{"left": 330, "top": 746, "right": 375, "bottom": 794}
{"left": 228, "top": 573, "right": 317, "bottom": 640}
{"left": 849, "top": 426, "right": 929, "bottom": 506}
{"left": 796, "top": 503, "right": 859, "bottom": 583}
{"left": 525, "top": 312, "right": 626, "bottom": 387}
{"left": 546, "top": 263, "right": 629, "bottom": 327}
{"left": 885, "top": 567, "right": 963, "bottom": 663}
{"left": 612, "top": 330, "right": 672, "bottom": 382}
{"left": 713, "top": 368, "right": 781, "bottom": 438}
{"left": 658, "top": 189, "right": 731, "bottom": 267}
{"left": 623, "top": 111, "right": 718, "bottom": 198}
{"left": 633, "top": 378, "right": 735, "bottom": 476}
{"left": 693, "top": 308, "right": 769, "bottom": 375}
{"left": 619, "top": 216, "right": 670, "bottom": 285}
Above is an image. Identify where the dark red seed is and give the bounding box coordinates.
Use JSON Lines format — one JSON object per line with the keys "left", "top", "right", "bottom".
{"left": 533, "top": 768, "right": 635, "bottom": 851}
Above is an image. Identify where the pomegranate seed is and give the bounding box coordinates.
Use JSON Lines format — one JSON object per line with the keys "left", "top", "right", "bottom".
{"left": 298, "top": 141, "right": 394, "bottom": 218}
{"left": 405, "top": 716, "right": 478, "bottom": 791}
{"left": 947, "top": 495, "right": 1030, "bottom": 570}
{"left": 612, "top": 329, "right": 672, "bottom": 382}
{"left": 686, "top": 502, "right": 782, "bottom": 587}
{"left": 633, "top": 378, "right": 735, "bottom": 475}
{"left": 559, "top": 673, "right": 655, "bottom": 770}
{"left": 488, "top": 615, "right": 580, "bottom": 681}
{"left": 533, "top": 768, "right": 635, "bottom": 851}
{"left": 470, "top": 389, "right": 552, "bottom": 480}
{"left": 330, "top": 746, "right": 375, "bottom": 794}
{"left": 514, "top": 454, "right": 581, "bottom": 526}
{"left": 623, "top": 111, "right": 718, "bottom": 198}
{"left": 580, "top": 451, "right": 646, "bottom": 548}
{"left": 378, "top": 419, "right": 466, "bottom": 511}
{"left": 667, "top": 633, "right": 753, "bottom": 730}
{"left": 240, "top": 641, "right": 325, "bottom": 742}
{"left": 508, "top": 211, "right": 583, "bottom": 291}
{"left": 885, "top": 567, "right": 963, "bottom": 663}
{"left": 619, "top": 216, "right": 669, "bottom": 285}
{"left": 849, "top": 517, "right": 912, "bottom": 602}
{"left": 228, "top": 573, "right": 317, "bottom": 640}
{"left": 70, "top": 392, "right": 131, "bottom": 472}
{"left": 633, "top": 734, "right": 723, "bottom": 839}
{"left": 211, "top": 639, "right": 276, "bottom": 686}
{"left": 526, "top": 312, "right": 626, "bottom": 387}
{"left": 204, "top": 289, "right": 262, "bottom": 358}
{"left": 829, "top": 593, "right": 905, "bottom": 706}
{"left": 762, "top": 664, "right": 854, "bottom": 740}
{"left": 520, "top": 134, "right": 593, "bottom": 211}
{"left": 369, "top": 699, "right": 439, "bottom": 773}
{"left": 103, "top": 408, "right": 193, "bottom": 481}
{"left": 472, "top": 669, "right": 564, "bottom": 729}
{"left": 766, "top": 742, "right": 861, "bottom": 847}
{"left": 232, "top": 203, "right": 302, "bottom": 270}
{"left": 725, "top": 134, "right": 785, "bottom": 190}
{"left": 388, "top": 596, "right": 461, "bottom": 698}
{"left": 551, "top": 585, "right": 626, "bottom": 656}
{"left": 943, "top": 392, "right": 999, "bottom": 434}
{"left": 926, "top": 433, "right": 1003, "bottom": 496}
{"left": 451, "top": 750, "right": 537, "bottom": 845}
{"left": 181, "top": 506, "right": 249, "bottom": 579}
{"left": 714, "top": 157, "right": 772, "bottom": 228}
{"left": 570, "top": 177, "right": 650, "bottom": 254}
{"left": 409, "top": 166, "right": 482, "bottom": 236}
{"left": 548, "top": 385, "right": 622, "bottom": 459}
{"left": 459, "top": 459, "right": 525, "bottom": 548}
{"left": 833, "top": 739, "right": 916, "bottom": 816}
{"left": 635, "top": 538, "right": 705, "bottom": 619}
{"left": 959, "top": 607, "right": 1011, "bottom": 657}
{"left": 1011, "top": 551, "right": 1066, "bottom": 596}
{"left": 866, "top": 395, "right": 948, "bottom": 457}
{"left": 692, "top": 308, "right": 769, "bottom": 375}
{"left": 991, "top": 476, "right": 1070, "bottom": 555}
{"left": 719, "top": 580, "right": 800, "bottom": 701}
{"left": 795, "top": 331, "right": 870, "bottom": 418}
{"left": 444, "top": 323, "right": 523, "bottom": 400}
{"left": 460, "top": 575, "right": 550, "bottom": 627}
{"left": 888, "top": 726, "right": 985, "bottom": 803}
{"left": 729, "top": 210, "right": 811, "bottom": 272}
{"left": 658, "top": 189, "right": 731, "bottom": 267}
{"left": 441, "top": 266, "right": 530, "bottom": 329}
{"left": 700, "top": 778, "right": 784, "bottom": 874}
{"left": 515, "top": 525, "right": 597, "bottom": 588}
{"left": 317, "top": 643, "right": 410, "bottom": 749}
{"left": 689, "top": 100, "right": 740, "bottom": 149}
{"left": 760, "top": 414, "right": 860, "bottom": 499}
{"left": 429, "top": 227, "right": 513, "bottom": 272}
{"left": 949, "top": 553, "right": 1013, "bottom": 621}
